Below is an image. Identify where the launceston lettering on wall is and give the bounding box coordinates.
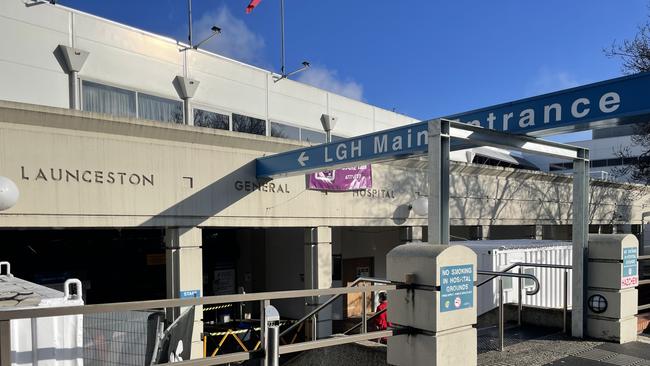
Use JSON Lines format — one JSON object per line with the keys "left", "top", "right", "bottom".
{"left": 20, "top": 166, "right": 154, "bottom": 186}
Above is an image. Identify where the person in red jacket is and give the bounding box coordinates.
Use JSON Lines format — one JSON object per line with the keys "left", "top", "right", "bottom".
{"left": 373, "top": 291, "right": 391, "bottom": 343}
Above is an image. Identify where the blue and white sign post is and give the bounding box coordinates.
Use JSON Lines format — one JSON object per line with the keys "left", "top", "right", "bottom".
{"left": 257, "top": 72, "right": 650, "bottom": 179}
{"left": 256, "top": 72, "right": 650, "bottom": 341}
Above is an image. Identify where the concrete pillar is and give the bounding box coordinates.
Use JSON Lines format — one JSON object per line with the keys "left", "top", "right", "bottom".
{"left": 165, "top": 227, "right": 203, "bottom": 359}
{"left": 535, "top": 225, "right": 543, "bottom": 240}
{"left": 304, "top": 226, "right": 332, "bottom": 339}
{"left": 387, "top": 244, "right": 477, "bottom": 365}
{"left": 480, "top": 225, "right": 490, "bottom": 240}
{"left": 586, "top": 234, "right": 638, "bottom": 343}
{"left": 399, "top": 226, "right": 424, "bottom": 243}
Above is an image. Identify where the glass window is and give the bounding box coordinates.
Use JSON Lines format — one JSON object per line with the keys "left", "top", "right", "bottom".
{"left": 138, "top": 93, "right": 183, "bottom": 123}
{"left": 232, "top": 113, "right": 266, "bottom": 135}
{"left": 623, "top": 157, "right": 639, "bottom": 165}
{"left": 524, "top": 268, "right": 536, "bottom": 288}
{"left": 194, "top": 109, "right": 229, "bottom": 130}
{"left": 271, "top": 122, "right": 300, "bottom": 140}
{"left": 606, "top": 158, "right": 623, "bottom": 167}
{"left": 502, "top": 276, "right": 513, "bottom": 290}
{"left": 82, "top": 81, "right": 136, "bottom": 118}
{"left": 301, "top": 129, "right": 326, "bottom": 144}
{"left": 591, "top": 159, "right": 607, "bottom": 168}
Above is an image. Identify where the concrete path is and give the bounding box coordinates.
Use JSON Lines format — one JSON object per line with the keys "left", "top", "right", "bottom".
{"left": 479, "top": 330, "right": 650, "bottom": 366}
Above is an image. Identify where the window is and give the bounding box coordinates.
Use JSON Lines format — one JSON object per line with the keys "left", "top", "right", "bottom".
{"left": 271, "top": 122, "right": 300, "bottom": 140}
{"left": 502, "top": 276, "right": 513, "bottom": 291}
{"left": 301, "top": 129, "right": 326, "bottom": 144}
{"left": 591, "top": 159, "right": 607, "bottom": 168}
{"left": 331, "top": 135, "right": 346, "bottom": 142}
{"left": 606, "top": 158, "right": 623, "bottom": 167}
{"left": 82, "top": 81, "right": 136, "bottom": 118}
{"left": 194, "top": 109, "right": 229, "bottom": 130}
{"left": 232, "top": 113, "right": 266, "bottom": 135}
{"left": 138, "top": 93, "right": 183, "bottom": 123}
{"left": 524, "top": 268, "right": 536, "bottom": 288}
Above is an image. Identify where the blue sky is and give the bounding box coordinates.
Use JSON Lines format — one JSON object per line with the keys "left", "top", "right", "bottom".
{"left": 59, "top": 0, "right": 647, "bottom": 141}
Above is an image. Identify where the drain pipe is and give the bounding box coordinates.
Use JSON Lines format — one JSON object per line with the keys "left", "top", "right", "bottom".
{"left": 57, "top": 45, "right": 89, "bottom": 110}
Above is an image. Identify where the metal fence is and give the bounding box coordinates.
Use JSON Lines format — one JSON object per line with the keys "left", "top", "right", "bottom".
{"left": 0, "top": 284, "right": 396, "bottom": 366}
{"left": 83, "top": 310, "right": 163, "bottom": 366}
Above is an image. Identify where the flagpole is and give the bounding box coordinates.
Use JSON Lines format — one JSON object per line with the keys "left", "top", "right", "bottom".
{"left": 280, "top": 0, "right": 286, "bottom": 75}
{"left": 188, "top": 0, "right": 193, "bottom": 46}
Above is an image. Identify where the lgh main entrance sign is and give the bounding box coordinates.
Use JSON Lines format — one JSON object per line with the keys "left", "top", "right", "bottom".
{"left": 448, "top": 73, "right": 650, "bottom": 136}
{"left": 257, "top": 72, "right": 650, "bottom": 178}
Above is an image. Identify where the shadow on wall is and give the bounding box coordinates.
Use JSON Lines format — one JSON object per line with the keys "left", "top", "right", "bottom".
{"left": 371, "top": 160, "right": 648, "bottom": 230}
{"left": 138, "top": 161, "right": 260, "bottom": 228}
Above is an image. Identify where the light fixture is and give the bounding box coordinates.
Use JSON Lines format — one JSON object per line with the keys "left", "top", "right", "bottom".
{"left": 273, "top": 61, "right": 310, "bottom": 83}
{"left": 320, "top": 114, "right": 338, "bottom": 143}
{"left": 409, "top": 196, "right": 428, "bottom": 216}
{"left": 192, "top": 26, "right": 222, "bottom": 50}
{"left": 0, "top": 177, "right": 19, "bottom": 211}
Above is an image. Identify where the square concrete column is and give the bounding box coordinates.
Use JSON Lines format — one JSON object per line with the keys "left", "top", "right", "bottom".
{"left": 165, "top": 227, "right": 203, "bottom": 359}
{"left": 304, "top": 226, "right": 332, "bottom": 339}
{"left": 480, "top": 225, "right": 490, "bottom": 240}
{"left": 400, "top": 226, "right": 424, "bottom": 243}
{"left": 535, "top": 225, "right": 543, "bottom": 240}
{"left": 586, "top": 234, "right": 638, "bottom": 343}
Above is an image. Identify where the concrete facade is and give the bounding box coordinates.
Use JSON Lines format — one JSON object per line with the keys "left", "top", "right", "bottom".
{"left": 1, "top": 102, "right": 648, "bottom": 229}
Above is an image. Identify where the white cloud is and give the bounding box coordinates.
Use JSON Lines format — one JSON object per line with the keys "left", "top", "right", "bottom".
{"left": 296, "top": 65, "right": 364, "bottom": 101}
{"left": 526, "top": 68, "right": 581, "bottom": 96}
{"left": 193, "top": 6, "right": 265, "bottom": 65}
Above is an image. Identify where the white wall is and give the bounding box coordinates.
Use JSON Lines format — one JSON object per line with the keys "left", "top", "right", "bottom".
{"left": 0, "top": 0, "right": 417, "bottom": 139}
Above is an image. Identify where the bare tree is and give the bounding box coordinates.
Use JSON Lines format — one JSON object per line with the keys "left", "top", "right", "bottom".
{"left": 604, "top": 15, "right": 650, "bottom": 184}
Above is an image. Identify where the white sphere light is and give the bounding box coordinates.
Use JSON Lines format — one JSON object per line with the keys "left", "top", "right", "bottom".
{"left": 0, "top": 176, "right": 19, "bottom": 211}
{"left": 411, "top": 196, "right": 428, "bottom": 216}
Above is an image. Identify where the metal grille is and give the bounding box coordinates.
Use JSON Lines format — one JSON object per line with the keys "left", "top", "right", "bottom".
{"left": 83, "top": 311, "right": 162, "bottom": 366}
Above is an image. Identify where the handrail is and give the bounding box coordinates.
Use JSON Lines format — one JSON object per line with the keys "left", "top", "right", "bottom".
{"left": 279, "top": 277, "right": 392, "bottom": 338}
{"left": 477, "top": 270, "right": 540, "bottom": 296}
{"left": 0, "top": 283, "right": 396, "bottom": 321}
{"left": 477, "top": 262, "right": 572, "bottom": 288}
{"left": 343, "top": 308, "right": 387, "bottom": 335}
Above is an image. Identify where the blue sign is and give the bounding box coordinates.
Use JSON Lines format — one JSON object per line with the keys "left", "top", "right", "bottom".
{"left": 440, "top": 264, "right": 474, "bottom": 312}
{"left": 257, "top": 72, "right": 650, "bottom": 178}
{"left": 621, "top": 247, "right": 638, "bottom": 288}
{"left": 448, "top": 72, "right": 650, "bottom": 136}
{"left": 257, "top": 122, "right": 430, "bottom": 177}
{"left": 179, "top": 289, "right": 200, "bottom": 299}
{"left": 623, "top": 248, "right": 638, "bottom": 277}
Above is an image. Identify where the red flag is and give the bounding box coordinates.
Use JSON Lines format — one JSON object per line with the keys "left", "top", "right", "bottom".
{"left": 246, "top": 0, "right": 262, "bottom": 14}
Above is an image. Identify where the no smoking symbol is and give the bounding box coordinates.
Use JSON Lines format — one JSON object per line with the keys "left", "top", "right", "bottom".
{"left": 454, "top": 297, "right": 462, "bottom": 308}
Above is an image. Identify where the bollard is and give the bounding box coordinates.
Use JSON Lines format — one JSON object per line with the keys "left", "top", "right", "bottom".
{"left": 264, "top": 305, "right": 280, "bottom": 366}
{"left": 586, "top": 234, "right": 638, "bottom": 343}
{"left": 387, "top": 242, "right": 477, "bottom": 366}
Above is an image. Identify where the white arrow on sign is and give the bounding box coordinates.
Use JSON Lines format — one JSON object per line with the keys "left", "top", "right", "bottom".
{"left": 298, "top": 151, "right": 309, "bottom": 166}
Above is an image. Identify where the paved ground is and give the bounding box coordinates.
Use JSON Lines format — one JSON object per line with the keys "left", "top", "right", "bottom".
{"left": 478, "top": 326, "right": 650, "bottom": 366}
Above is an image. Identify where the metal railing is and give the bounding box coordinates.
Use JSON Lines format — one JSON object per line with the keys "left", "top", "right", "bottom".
{"left": 280, "top": 277, "right": 392, "bottom": 340}
{"left": 343, "top": 308, "right": 387, "bottom": 335}
{"left": 0, "top": 284, "right": 396, "bottom": 366}
{"left": 477, "top": 262, "right": 572, "bottom": 351}
{"left": 638, "top": 255, "right": 650, "bottom": 312}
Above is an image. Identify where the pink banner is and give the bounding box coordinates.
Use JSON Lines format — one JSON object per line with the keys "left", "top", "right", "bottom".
{"left": 308, "top": 165, "right": 372, "bottom": 191}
